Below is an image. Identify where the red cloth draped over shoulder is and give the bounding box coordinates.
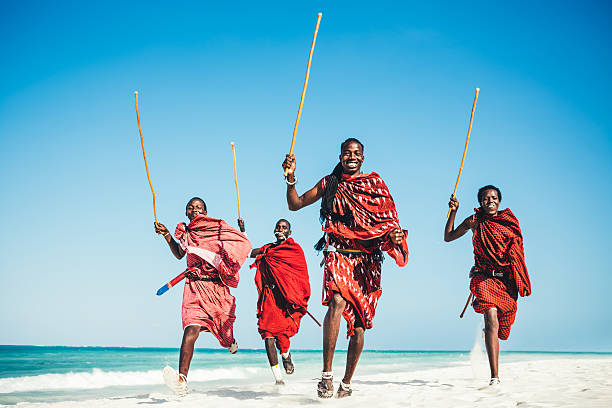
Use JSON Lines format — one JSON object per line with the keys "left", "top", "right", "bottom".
{"left": 250, "top": 238, "right": 310, "bottom": 311}
{"left": 322, "top": 172, "right": 408, "bottom": 264}
{"left": 175, "top": 214, "right": 252, "bottom": 288}
{"left": 472, "top": 208, "right": 531, "bottom": 297}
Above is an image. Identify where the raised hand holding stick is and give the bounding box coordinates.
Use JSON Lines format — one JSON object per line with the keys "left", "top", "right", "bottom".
{"left": 284, "top": 12, "right": 322, "bottom": 176}
{"left": 447, "top": 88, "right": 480, "bottom": 218}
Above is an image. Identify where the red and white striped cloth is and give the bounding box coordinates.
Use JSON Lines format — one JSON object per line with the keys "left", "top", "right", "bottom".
{"left": 320, "top": 172, "right": 408, "bottom": 337}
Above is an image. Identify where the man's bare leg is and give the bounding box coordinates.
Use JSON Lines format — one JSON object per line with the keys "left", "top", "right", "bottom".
{"left": 179, "top": 325, "right": 201, "bottom": 378}
{"left": 323, "top": 293, "right": 346, "bottom": 372}
{"left": 342, "top": 326, "right": 364, "bottom": 384}
{"left": 264, "top": 337, "right": 279, "bottom": 366}
{"left": 264, "top": 337, "right": 284, "bottom": 384}
{"left": 318, "top": 293, "right": 345, "bottom": 397}
{"left": 484, "top": 308, "right": 500, "bottom": 380}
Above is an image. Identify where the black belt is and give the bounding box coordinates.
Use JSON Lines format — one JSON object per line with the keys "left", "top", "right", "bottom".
{"left": 474, "top": 267, "right": 504, "bottom": 278}
{"left": 185, "top": 271, "right": 221, "bottom": 282}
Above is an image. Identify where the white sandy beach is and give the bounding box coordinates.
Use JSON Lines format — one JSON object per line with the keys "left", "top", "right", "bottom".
{"left": 8, "top": 357, "right": 611, "bottom": 408}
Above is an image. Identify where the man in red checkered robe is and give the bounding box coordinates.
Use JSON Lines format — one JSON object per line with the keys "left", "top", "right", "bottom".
{"left": 445, "top": 185, "right": 531, "bottom": 385}
{"left": 249, "top": 219, "right": 310, "bottom": 384}
{"left": 154, "top": 197, "right": 251, "bottom": 395}
{"left": 282, "top": 138, "right": 409, "bottom": 398}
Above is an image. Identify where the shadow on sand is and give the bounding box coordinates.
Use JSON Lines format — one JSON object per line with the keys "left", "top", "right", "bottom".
{"left": 353, "top": 379, "right": 454, "bottom": 388}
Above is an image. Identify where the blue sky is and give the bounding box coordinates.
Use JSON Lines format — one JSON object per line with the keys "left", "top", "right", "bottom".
{"left": 1, "top": 1, "right": 610, "bottom": 351}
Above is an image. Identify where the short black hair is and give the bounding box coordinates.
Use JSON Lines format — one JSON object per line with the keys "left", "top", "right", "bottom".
{"left": 340, "top": 137, "right": 364, "bottom": 153}
{"left": 477, "top": 185, "right": 502, "bottom": 203}
{"left": 186, "top": 197, "right": 207, "bottom": 211}
{"left": 276, "top": 218, "right": 291, "bottom": 229}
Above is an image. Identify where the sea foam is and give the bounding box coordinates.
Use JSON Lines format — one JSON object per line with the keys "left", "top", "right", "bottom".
{"left": 0, "top": 366, "right": 262, "bottom": 394}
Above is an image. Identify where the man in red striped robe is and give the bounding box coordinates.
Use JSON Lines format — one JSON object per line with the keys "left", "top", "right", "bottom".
{"left": 249, "top": 219, "right": 310, "bottom": 384}
{"left": 282, "top": 138, "right": 409, "bottom": 398}
{"left": 445, "top": 185, "right": 531, "bottom": 386}
{"left": 154, "top": 197, "right": 251, "bottom": 396}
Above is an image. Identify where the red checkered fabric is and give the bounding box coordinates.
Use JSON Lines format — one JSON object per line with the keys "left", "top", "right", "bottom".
{"left": 472, "top": 208, "right": 531, "bottom": 296}
{"left": 250, "top": 238, "right": 310, "bottom": 351}
{"left": 175, "top": 214, "right": 252, "bottom": 288}
{"left": 174, "top": 214, "right": 251, "bottom": 348}
{"left": 470, "top": 274, "right": 517, "bottom": 340}
{"left": 181, "top": 276, "right": 237, "bottom": 348}
{"left": 469, "top": 207, "right": 531, "bottom": 340}
{"left": 320, "top": 173, "right": 407, "bottom": 337}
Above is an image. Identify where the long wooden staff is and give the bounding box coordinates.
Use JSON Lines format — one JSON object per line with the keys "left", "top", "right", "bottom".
{"left": 447, "top": 88, "right": 480, "bottom": 218}
{"left": 284, "top": 12, "right": 323, "bottom": 176}
{"left": 459, "top": 293, "right": 473, "bottom": 318}
{"left": 306, "top": 310, "right": 322, "bottom": 327}
{"left": 230, "top": 142, "right": 247, "bottom": 237}
{"left": 134, "top": 91, "right": 158, "bottom": 223}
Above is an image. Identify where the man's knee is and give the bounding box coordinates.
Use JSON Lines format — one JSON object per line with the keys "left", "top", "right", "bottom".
{"left": 183, "top": 325, "right": 201, "bottom": 342}
{"left": 352, "top": 327, "right": 365, "bottom": 337}
{"left": 328, "top": 293, "right": 346, "bottom": 313}
{"left": 484, "top": 309, "right": 499, "bottom": 332}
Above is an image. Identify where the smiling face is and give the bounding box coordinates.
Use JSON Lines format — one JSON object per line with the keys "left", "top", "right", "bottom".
{"left": 185, "top": 198, "right": 207, "bottom": 221}
{"left": 274, "top": 219, "right": 291, "bottom": 243}
{"left": 339, "top": 141, "right": 364, "bottom": 175}
{"left": 480, "top": 189, "right": 500, "bottom": 216}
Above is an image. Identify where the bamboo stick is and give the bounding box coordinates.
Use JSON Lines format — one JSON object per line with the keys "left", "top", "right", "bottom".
{"left": 447, "top": 88, "right": 480, "bottom": 218}
{"left": 284, "top": 12, "right": 323, "bottom": 176}
{"left": 134, "top": 91, "right": 158, "bottom": 223}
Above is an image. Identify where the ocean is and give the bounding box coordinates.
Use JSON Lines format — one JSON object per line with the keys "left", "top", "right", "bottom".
{"left": 1, "top": 346, "right": 610, "bottom": 407}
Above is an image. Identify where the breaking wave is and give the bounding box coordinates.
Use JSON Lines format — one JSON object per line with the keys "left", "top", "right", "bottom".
{"left": 0, "top": 366, "right": 262, "bottom": 393}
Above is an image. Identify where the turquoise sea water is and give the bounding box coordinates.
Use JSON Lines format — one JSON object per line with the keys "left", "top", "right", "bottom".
{"left": 0, "top": 346, "right": 609, "bottom": 406}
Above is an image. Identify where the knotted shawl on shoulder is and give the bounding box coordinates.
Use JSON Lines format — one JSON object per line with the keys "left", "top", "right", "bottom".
{"left": 175, "top": 214, "right": 252, "bottom": 288}
{"left": 472, "top": 208, "right": 531, "bottom": 296}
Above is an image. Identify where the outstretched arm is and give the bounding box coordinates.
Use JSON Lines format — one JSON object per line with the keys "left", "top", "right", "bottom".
{"left": 282, "top": 154, "right": 324, "bottom": 211}
{"left": 444, "top": 196, "right": 475, "bottom": 242}
{"left": 249, "top": 247, "right": 263, "bottom": 258}
{"left": 154, "top": 222, "right": 186, "bottom": 259}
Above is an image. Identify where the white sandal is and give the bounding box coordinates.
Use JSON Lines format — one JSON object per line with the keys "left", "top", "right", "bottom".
{"left": 162, "top": 365, "right": 188, "bottom": 396}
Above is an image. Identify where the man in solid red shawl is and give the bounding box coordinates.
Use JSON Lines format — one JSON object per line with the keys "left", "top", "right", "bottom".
{"left": 282, "top": 138, "right": 409, "bottom": 398}
{"left": 248, "top": 219, "right": 310, "bottom": 384}
{"left": 445, "top": 185, "right": 531, "bottom": 386}
{"left": 154, "top": 197, "right": 251, "bottom": 396}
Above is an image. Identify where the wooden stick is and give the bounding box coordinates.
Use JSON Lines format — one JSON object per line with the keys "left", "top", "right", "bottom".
{"left": 230, "top": 142, "right": 242, "bottom": 219}
{"left": 284, "top": 12, "right": 322, "bottom": 176}
{"left": 231, "top": 142, "right": 247, "bottom": 237}
{"left": 306, "top": 310, "right": 322, "bottom": 327}
{"left": 459, "top": 293, "right": 473, "bottom": 318}
{"left": 447, "top": 88, "right": 480, "bottom": 218}
{"left": 134, "top": 91, "right": 158, "bottom": 224}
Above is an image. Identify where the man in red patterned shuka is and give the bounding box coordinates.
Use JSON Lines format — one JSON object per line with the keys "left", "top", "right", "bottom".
{"left": 248, "top": 219, "right": 310, "bottom": 385}
{"left": 444, "top": 185, "right": 531, "bottom": 386}
{"left": 154, "top": 197, "right": 251, "bottom": 396}
{"left": 282, "top": 138, "right": 409, "bottom": 398}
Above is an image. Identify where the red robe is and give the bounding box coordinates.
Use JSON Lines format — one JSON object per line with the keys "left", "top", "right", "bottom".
{"left": 175, "top": 214, "right": 251, "bottom": 347}
{"left": 250, "top": 238, "right": 310, "bottom": 353}
{"left": 470, "top": 208, "right": 531, "bottom": 340}
{"left": 321, "top": 172, "right": 408, "bottom": 337}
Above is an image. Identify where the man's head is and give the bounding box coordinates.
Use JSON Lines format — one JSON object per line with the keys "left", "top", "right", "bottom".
{"left": 477, "top": 185, "right": 501, "bottom": 216}
{"left": 186, "top": 197, "right": 207, "bottom": 221}
{"left": 274, "top": 219, "right": 291, "bottom": 242}
{"left": 339, "top": 138, "right": 364, "bottom": 175}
